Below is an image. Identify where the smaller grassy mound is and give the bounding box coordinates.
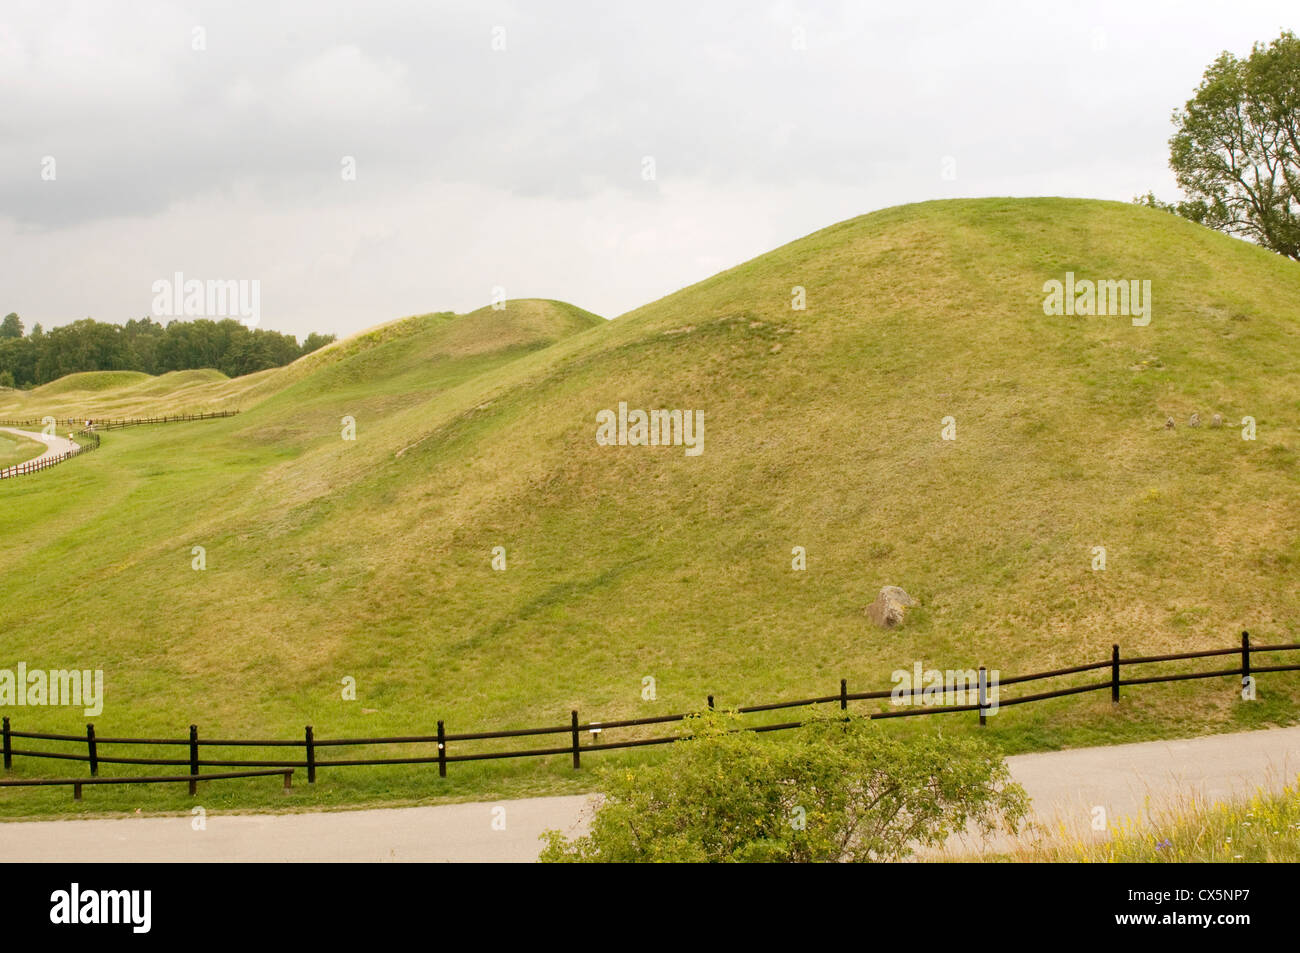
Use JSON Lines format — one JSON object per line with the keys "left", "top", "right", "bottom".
{"left": 132, "top": 369, "right": 229, "bottom": 392}
{"left": 0, "top": 300, "right": 604, "bottom": 420}
{"left": 0, "top": 430, "right": 46, "bottom": 469}
{"left": 30, "top": 370, "right": 152, "bottom": 396}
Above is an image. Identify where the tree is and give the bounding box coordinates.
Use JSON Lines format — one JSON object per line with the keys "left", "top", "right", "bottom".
{"left": 539, "top": 710, "right": 1028, "bottom": 863}
{"left": 1, "top": 313, "right": 22, "bottom": 339}
{"left": 0, "top": 315, "right": 332, "bottom": 387}
{"left": 299, "top": 332, "right": 335, "bottom": 357}
{"left": 1164, "top": 31, "right": 1300, "bottom": 260}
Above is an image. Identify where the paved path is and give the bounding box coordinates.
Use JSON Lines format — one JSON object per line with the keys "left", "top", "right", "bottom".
{"left": 0, "top": 426, "right": 80, "bottom": 471}
{"left": 3, "top": 726, "right": 1298, "bottom": 862}
{"left": 0, "top": 795, "right": 595, "bottom": 863}
{"left": 937, "top": 724, "right": 1300, "bottom": 858}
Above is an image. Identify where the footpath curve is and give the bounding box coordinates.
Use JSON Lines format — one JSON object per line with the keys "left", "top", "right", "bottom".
{"left": 0, "top": 427, "right": 80, "bottom": 469}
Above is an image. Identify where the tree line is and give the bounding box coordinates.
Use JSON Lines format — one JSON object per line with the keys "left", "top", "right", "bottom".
{"left": 0, "top": 313, "right": 334, "bottom": 389}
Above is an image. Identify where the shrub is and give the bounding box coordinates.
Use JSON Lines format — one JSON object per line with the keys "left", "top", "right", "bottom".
{"left": 540, "top": 710, "right": 1028, "bottom": 862}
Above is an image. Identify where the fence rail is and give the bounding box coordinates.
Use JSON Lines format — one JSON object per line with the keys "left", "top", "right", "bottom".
{"left": 2, "top": 632, "right": 1296, "bottom": 798}
{"left": 0, "top": 769, "right": 293, "bottom": 801}
{"left": 0, "top": 411, "right": 238, "bottom": 432}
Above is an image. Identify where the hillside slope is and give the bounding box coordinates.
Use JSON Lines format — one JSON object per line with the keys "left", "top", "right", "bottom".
{"left": 1, "top": 199, "right": 1297, "bottom": 813}
{"left": 0, "top": 298, "right": 604, "bottom": 419}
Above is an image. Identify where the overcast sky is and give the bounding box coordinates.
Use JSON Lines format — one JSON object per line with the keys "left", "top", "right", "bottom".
{"left": 1, "top": 1, "right": 1296, "bottom": 339}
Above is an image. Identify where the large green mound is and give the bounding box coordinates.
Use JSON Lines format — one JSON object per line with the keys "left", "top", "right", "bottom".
{"left": 1, "top": 199, "right": 1297, "bottom": 814}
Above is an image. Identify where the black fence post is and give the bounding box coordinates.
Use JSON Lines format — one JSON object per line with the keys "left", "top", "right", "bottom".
{"left": 188, "top": 725, "right": 199, "bottom": 796}
{"left": 2, "top": 716, "right": 10, "bottom": 770}
{"left": 437, "top": 720, "right": 447, "bottom": 778}
{"left": 707, "top": 695, "right": 714, "bottom": 710}
{"left": 978, "top": 666, "right": 988, "bottom": 726}
{"left": 1111, "top": 644, "right": 1120, "bottom": 704}
{"left": 840, "top": 678, "right": 848, "bottom": 711}
{"left": 305, "top": 726, "right": 316, "bottom": 784}
{"left": 1242, "top": 630, "right": 1251, "bottom": 694}
{"left": 86, "top": 724, "right": 98, "bottom": 777}
{"left": 570, "top": 710, "right": 580, "bottom": 769}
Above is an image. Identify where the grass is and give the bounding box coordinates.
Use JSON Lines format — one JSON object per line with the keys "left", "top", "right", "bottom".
{"left": 0, "top": 429, "right": 46, "bottom": 469}
{"left": 1008, "top": 780, "right": 1300, "bottom": 862}
{"left": 0, "top": 198, "right": 1297, "bottom": 819}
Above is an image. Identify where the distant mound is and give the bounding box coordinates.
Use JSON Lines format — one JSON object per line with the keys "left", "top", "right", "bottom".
{"left": 32, "top": 370, "right": 152, "bottom": 396}
{"left": 0, "top": 299, "right": 603, "bottom": 418}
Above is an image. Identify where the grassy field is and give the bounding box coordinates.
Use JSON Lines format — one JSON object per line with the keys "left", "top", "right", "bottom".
{"left": 1, "top": 198, "right": 1297, "bottom": 818}
{"left": 0, "top": 430, "right": 46, "bottom": 469}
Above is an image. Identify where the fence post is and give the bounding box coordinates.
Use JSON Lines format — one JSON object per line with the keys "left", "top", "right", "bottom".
{"left": 437, "top": 720, "right": 447, "bottom": 778}
{"left": 978, "top": 666, "right": 988, "bottom": 726}
{"left": 1241, "top": 630, "right": 1251, "bottom": 694}
{"left": 86, "top": 724, "right": 98, "bottom": 776}
{"left": 707, "top": 695, "right": 714, "bottom": 710}
{"left": 305, "top": 726, "right": 315, "bottom": 784}
{"left": 571, "top": 710, "right": 580, "bottom": 770}
{"left": 188, "top": 724, "right": 199, "bottom": 796}
{"left": 1111, "top": 644, "right": 1120, "bottom": 704}
{"left": 73, "top": 782, "right": 82, "bottom": 801}
{"left": 2, "top": 716, "right": 10, "bottom": 770}
{"left": 840, "top": 678, "right": 848, "bottom": 711}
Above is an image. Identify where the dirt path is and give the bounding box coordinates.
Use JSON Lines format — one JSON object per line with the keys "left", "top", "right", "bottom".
{"left": 3, "top": 726, "right": 1298, "bottom": 862}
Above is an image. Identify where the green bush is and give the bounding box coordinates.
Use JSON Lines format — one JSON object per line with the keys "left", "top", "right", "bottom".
{"left": 540, "top": 710, "right": 1028, "bottom": 863}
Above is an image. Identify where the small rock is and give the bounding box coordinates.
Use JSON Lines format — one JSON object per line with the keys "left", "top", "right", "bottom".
{"left": 1189, "top": 413, "right": 1200, "bottom": 428}
{"left": 865, "top": 586, "right": 918, "bottom": 629}
{"left": 1211, "top": 413, "right": 1223, "bottom": 428}
{"left": 1165, "top": 416, "right": 1175, "bottom": 430}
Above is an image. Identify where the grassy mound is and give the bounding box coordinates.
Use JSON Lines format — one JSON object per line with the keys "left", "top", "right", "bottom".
{"left": 0, "top": 300, "right": 603, "bottom": 419}
{"left": 1, "top": 200, "right": 1297, "bottom": 816}
{"left": 29, "top": 370, "right": 152, "bottom": 397}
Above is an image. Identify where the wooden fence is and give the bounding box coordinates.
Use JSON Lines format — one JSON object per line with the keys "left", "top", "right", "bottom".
{"left": 0, "top": 410, "right": 238, "bottom": 432}
{"left": 2, "top": 632, "right": 1296, "bottom": 800}
{"left": 0, "top": 769, "right": 293, "bottom": 801}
